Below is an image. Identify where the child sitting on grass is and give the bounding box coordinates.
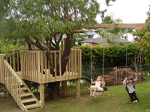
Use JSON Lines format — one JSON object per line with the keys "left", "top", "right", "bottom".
{"left": 123, "top": 73, "right": 139, "bottom": 103}
{"left": 90, "top": 76, "right": 105, "bottom": 97}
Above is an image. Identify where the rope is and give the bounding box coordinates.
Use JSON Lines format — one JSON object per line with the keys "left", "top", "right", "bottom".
{"left": 103, "top": 28, "right": 105, "bottom": 79}
{"left": 126, "top": 28, "right": 128, "bottom": 77}
{"left": 90, "top": 29, "right": 92, "bottom": 84}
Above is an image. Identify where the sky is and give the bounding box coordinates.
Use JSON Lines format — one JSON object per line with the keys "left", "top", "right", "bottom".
{"left": 96, "top": 0, "right": 150, "bottom": 23}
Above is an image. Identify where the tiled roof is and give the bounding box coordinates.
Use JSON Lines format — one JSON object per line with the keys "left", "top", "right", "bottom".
{"left": 80, "top": 38, "right": 131, "bottom": 43}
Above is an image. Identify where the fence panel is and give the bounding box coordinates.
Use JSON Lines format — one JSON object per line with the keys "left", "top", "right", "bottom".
{"left": 82, "top": 65, "right": 150, "bottom": 86}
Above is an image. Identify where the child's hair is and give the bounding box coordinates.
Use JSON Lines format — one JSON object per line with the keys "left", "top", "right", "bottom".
{"left": 97, "top": 76, "right": 105, "bottom": 87}
{"left": 128, "top": 75, "right": 134, "bottom": 80}
{"left": 127, "top": 75, "right": 134, "bottom": 85}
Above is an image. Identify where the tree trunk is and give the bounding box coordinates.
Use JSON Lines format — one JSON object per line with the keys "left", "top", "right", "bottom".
{"left": 47, "top": 81, "right": 60, "bottom": 100}
{"left": 46, "top": 33, "right": 73, "bottom": 100}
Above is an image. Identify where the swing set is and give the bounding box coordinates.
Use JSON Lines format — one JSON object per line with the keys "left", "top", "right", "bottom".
{"left": 81, "top": 23, "right": 145, "bottom": 95}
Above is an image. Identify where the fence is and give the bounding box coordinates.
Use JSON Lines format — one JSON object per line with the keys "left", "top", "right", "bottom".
{"left": 82, "top": 65, "right": 150, "bottom": 86}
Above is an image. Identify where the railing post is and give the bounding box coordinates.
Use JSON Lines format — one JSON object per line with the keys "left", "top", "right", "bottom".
{"left": 0, "top": 54, "right": 5, "bottom": 84}
{"left": 116, "top": 66, "right": 117, "bottom": 85}
{"left": 13, "top": 50, "right": 16, "bottom": 71}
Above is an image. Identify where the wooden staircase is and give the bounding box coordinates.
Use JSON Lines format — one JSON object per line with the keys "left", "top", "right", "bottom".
{"left": 4, "top": 60, "right": 42, "bottom": 111}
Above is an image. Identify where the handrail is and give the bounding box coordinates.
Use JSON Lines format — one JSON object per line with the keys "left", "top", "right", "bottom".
{"left": 4, "top": 60, "right": 23, "bottom": 85}
{"left": 4, "top": 59, "right": 23, "bottom": 110}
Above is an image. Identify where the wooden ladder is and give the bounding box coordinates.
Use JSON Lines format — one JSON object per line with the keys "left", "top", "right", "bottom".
{"left": 4, "top": 60, "right": 42, "bottom": 111}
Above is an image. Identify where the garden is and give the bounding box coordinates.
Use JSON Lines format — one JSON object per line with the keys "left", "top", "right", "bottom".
{"left": 0, "top": 0, "right": 150, "bottom": 111}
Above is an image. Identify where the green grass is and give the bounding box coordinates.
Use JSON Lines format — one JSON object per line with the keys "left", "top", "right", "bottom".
{"left": 0, "top": 83, "right": 150, "bottom": 112}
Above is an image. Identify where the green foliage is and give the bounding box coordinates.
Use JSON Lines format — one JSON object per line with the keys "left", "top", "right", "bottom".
{"left": 80, "top": 43, "right": 139, "bottom": 69}
{"left": 134, "top": 7, "right": 150, "bottom": 64}
{"left": 0, "top": 0, "right": 104, "bottom": 51}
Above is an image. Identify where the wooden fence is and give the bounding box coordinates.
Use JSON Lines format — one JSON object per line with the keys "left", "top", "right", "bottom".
{"left": 20, "top": 49, "right": 82, "bottom": 83}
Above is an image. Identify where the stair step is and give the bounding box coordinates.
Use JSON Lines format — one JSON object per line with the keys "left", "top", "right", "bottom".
{"left": 25, "top": 103, "right": 41, "bottom": 110}
{"left": 21, "top": 93, "right": 33, "bottom": 97}
{"left": 21, "top": 87, "right": 28, "bottom": 91}
{"left": 21, "top": 98, "right": 37, "bottom": 103}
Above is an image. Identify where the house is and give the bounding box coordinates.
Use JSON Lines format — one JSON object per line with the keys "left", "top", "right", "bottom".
{"left": 120, "top": 33, "right": 139, "bottom": 43}
{"left": 80, "top": 31, "right": 100, "bottom": 39}
{"left": 80, "top": 37, "right": 131, "bottom": 47}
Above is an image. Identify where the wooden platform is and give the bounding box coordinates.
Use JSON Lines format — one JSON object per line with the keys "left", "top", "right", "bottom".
{"left": 17, "top": 70, "right": 81, "bottom": 83}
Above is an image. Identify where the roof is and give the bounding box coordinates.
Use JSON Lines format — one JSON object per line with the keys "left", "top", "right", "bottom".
{"left": 80, "top": 38, "right": 131, "bottom": 43}
{"left": 80, "top": 31, "right": 98, "bottom": 36}
{"left": 80, "top": 38, "right": 101, "bottom": 44}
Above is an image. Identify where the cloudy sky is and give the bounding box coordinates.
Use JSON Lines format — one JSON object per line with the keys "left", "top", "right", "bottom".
{"left": 96, "top": 0, "right": 150, "bottom": 23}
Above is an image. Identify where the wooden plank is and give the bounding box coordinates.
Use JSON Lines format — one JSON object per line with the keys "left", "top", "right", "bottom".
{"left": 53, "top": 30, "right": 84, "bottom": 34}
{"left": 13, "top": 50, "right": 16, "bottom": 71}
{"left": 5, "top": 53, "right": 14, "bottom": 56}
{"left": 40, "top": 83, "right": 44, "bottom": 105}
{"left": 68, "top": 54, "right": 71, "bottom": 80}
{"left": 40, "top": 51, "right": 44, "bottom": 83}
{"left": 16, "top": 79, "right": 19, "bottom": 104}
{"left": 0, "top": 55, "right": 5, "bottom": 83}
{"left": 44, "top": 52, "right": 48, "bottom": 83}
{"left": 59, "top": 50, "right": 61, "bottom": 80}
{"left": 33, "top": 51, "right": 36, "bottom": 82}
{"left": 62, "top": 81, "right": 67, "bottom": 96}
{"left": 82, "top": 23, "right": 146, "bottom": 29}
{"left": 37, "top": 51, "right": 41, "bottom": 83}
{"left": 10, "top": 55, "right": 12, "bottom": 68}
{"left": 78, "top": 50, "right": 80, "bottom": 77}
{"left": 80, "top": 50, "right": 82, "bottom": 78}
{"left": 36, "top": 51, "right": 38, "bottom": 82}
{"left": 61, "top": 40, "right": 64, "bottom": 52}
{"left": 54, "top": 51, "right": 57, "bottom": 81}
{"left": 76, "top": 79, "right": 80, "bottom": 98}
{"left": 21, "top": 98, "right": 37, "bottom": 103}
{"left": 17, "top": 51, "right": 19, "bottom": 71}
{"left": 25, "top": 103, "right": 40, "bottom": 110}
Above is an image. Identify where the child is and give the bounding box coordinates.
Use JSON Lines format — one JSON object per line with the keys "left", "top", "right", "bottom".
{"left": 123, "top": 73, "right": 139, "bottom": 103}
{"left": 90, "top": 76, "right": 105, "bottom": 97}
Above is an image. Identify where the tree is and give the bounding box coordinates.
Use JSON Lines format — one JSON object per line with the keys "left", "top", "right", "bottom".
{"left": 2, "top": 0, "right": 116, "bottom": 100}
{"left": 134, "top": 6, "right": 150, "bottom": 64}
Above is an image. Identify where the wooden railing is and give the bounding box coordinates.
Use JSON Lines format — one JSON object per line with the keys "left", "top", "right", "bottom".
{"left": 0, "top": 54, "right": 5, "bottom": 84}
{"left": 20, "top": 49, "right": 82, "bottom": 83}
{"left": 4, "top": 60, "right": 23, "bottom": 110}
{"left": 4, "top": 50, "right": 21, "bottom": 72}
{"left": 13, "top": 50, "right": 21, "bottom": 72}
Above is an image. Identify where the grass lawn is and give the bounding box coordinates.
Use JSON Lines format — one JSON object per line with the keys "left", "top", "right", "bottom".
{"left": 0, "top": 82, "right": 150, "bottom": 112}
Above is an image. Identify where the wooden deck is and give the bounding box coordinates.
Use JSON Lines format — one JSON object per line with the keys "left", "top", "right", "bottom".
{"left": 16, "top": 70, "right": 81, "bottom": 83}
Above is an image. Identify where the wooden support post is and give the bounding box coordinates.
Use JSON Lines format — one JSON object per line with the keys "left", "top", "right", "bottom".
{"left": 40, "top": 83, "right": 44, "bottom": 105}
{"left": 76, "top": 78, "right": 80, "bottom": 98}
{"left": 62, "top": 81, "right": 67, "bottom": 96}
{"left": 13, "top": 50, "right": 16, "bottom": 71}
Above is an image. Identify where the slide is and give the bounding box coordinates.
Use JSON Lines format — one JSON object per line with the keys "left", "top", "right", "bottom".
{"left": 81, "top": 76, "right": 107, "bottom": 91}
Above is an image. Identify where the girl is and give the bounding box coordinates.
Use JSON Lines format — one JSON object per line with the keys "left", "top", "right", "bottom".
{"left": 123, "top": 73, "right": 139, "bottom": 103}
{"left": 90, "top": 76, "right": 105, "bottom": 97}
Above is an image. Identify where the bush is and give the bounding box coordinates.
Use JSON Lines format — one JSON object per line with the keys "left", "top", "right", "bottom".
{"left": 80, "top": 43, "right": 139, "bottom": 69}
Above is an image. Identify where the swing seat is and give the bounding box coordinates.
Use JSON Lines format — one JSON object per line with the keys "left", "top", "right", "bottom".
{"left": 88, "top": 88, "right": 104, "bottom": 92}
{"left": 88, "top": 88, "right": 103, "bottom": 96}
